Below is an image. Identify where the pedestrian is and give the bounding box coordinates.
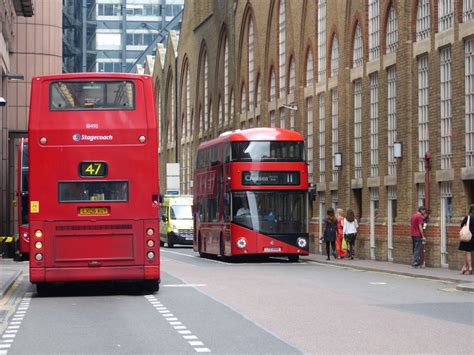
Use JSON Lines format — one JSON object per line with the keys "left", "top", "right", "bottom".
{"left": 343, "top": 209, "right": 359, "bottom": 259}
{"left": 410, "top": 206, "right": 426, "bottom": 268}
{"left": 322, "top": 207, "right": 337, "bottom": 260}
{"left": 459, "top": 204, "right": 474, "bottom": 275}
{"left": 335, "top": 208, "right": 347, "bottom": 259}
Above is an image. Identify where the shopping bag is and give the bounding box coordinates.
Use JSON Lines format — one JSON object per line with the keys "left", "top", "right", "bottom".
{"left": 341, "top": 237, "right": 347, "bottom": 252}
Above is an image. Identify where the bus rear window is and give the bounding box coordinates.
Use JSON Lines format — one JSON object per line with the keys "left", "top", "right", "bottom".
{"left": 58, "top": 181, "right": 128, "bottom": 202}
{"left": 50, "top": 81, "right": 135, "bottom": 110}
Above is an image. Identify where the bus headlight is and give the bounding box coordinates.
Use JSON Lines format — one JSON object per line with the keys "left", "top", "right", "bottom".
{"left": 35, "top": 253, "right": 43, "bottom": 261}
{"left": 147, "top": 251, "right": 155, "bottom": 259}
{"left": 146, "top": 228, "right": 154, "bottom": 236}
{"left": 297, "top": 237, "right": 308, "bottom": 248}
{"left": 236, "top": 237, "right": 247, "bottom": 249}
{"left": 147, "top": 239, "right": 155, "bottom": 248}
{"left": 35, "top": 241, "right": 43, "bottom": 249}
{"left": 34, "top": 230, "right": 43, "bottom": 238}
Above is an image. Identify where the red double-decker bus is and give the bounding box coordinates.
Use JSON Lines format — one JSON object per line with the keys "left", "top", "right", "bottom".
{"left": 15, "top": 138, "right": 29, "bottom": 261}
{"left": 28, "top": 73, "right": 160, "bottom": 293}
{"left": 193, "top": 128, "right": 309, "bottom": 262}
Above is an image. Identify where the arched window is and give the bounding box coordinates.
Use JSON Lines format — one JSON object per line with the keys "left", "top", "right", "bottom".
{"left": 317, "top": 0, "right": 327, "bottom": 81}
{"left": 256, "top": 74, "right": 261, "bottom": 108}
{"left": 248, "top": 18, "right": 255, "bottom": 108}
{"left": 288, "top": 57, "right": 296, "bottom": 94}
{"left": 416, "top": 0, "right": 431, "bottom": 41}
{"left": 386, "top": 6, "right": 398, "bottom": 54}
{"left": 204, "top": 53, "right": 209, "bottom": 132}
{"left": 368, "top": 0, "right": 380, "bottom": 60}
{"left": 278, "top": 0, "right": 286, "bottom": 97}
{"left": 224, "top": 38, "right": 229, "bottom": 125}
{"left": 241, "top": 84, "right": 246, "bottom": 113}
{"left": 353, "top": 23, "right": 363, "bottom": 68}
{"left": 270, "top": 68, "right": 276, "bottom": 101}
{"left": 464, "top": 0, "right": 474, "bottom": 22}
{"left": 218, "top": 96, "right": 223, "bottom": 127}
{"left": 306, "top": 50, "right": 314, "bottom": 87}
{"left": 330, "top": 35, "right": 339, "bottom": 77}
{"left": 185, "top": 66, "right": 190, "bottom": 137}
{"left": 438, "top": 0, "right": 454, "bottom": 31}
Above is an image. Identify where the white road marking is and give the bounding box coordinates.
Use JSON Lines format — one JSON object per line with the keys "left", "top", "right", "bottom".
{"left": 145, "top": 296, "right": 211, "bottom": 353}
{"left": 2, "top": 335, "right": 15, "bottom": 339}
{"left": 0, "top": 295, "right": 31, "bottom": 354}
{"left": 162, "top": 284, "right": 207, "bottom": 288}
{"left": 369, "top": 282, "right": 387, "bottom": 285}
{"left": 0, "top": 344, "right": 11, "bottom": 349}
{"left": 161, "top": 250, "right": 228, "bottom": 265}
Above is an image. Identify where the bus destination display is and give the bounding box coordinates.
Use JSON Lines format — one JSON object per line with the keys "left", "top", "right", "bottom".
{"left": 79, "top": 162, "right": 107, "bottom": 177}
{"left": 242, "top": 171, "right": 300, "bottom": 186}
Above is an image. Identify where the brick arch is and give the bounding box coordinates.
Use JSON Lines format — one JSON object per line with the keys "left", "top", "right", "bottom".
{"left": 237, "top": 3, "right": 258, "bottom": 100}
{"left": 349, "top": 12, "right": 365, "bottom": 68}
{"left": 197, "top": 41, "right": 208, "bottom": 134}
{"left": 215, "top": 23, "right": 229, "bottom": 86}
{"left": 268, "top": 63, "right": 276, "bottom": 101}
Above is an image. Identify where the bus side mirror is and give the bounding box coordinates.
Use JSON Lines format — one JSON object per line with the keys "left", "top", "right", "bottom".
{"left": 161, "top": 215, "right": 168, "bottom": 222}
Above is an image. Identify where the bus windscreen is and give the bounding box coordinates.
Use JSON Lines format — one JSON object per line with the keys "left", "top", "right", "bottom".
{"left": 58, "top": 181, "right": 128, "bottom": 202}
{"left": 231, "top": 141, "right": 305, "bottom": 162}
{"left": 50, "top": 81, "right": 135, "bottom": 110}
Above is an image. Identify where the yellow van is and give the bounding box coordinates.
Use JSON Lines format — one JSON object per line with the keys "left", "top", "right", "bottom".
{"left": 160, "top": 195, "right": 193, "bottom": 247}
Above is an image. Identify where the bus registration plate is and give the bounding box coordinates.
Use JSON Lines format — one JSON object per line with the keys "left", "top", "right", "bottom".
{"left": 79, "top": 207, "right": 109, "bottom": 215}
{"left": 264, "top": 247, "right": 281, "bottom": 253}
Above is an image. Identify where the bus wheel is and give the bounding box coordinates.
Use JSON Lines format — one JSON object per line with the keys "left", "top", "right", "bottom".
{"left": 36, "top": 283, "right": 52, "bottom": 296}
{"left": 143, "top": 280, "right": 159, "bottom": 294}
{"left": 288, "top": 255, "right": 299, "bottom": 263}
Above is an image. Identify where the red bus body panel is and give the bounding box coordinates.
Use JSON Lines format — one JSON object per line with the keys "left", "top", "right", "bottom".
{"left": 28, "top": 73, "right": 159, "bottom": 284}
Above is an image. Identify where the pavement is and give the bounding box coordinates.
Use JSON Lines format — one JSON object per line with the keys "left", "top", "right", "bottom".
{"left": 1, "top": 252, "right": 473, "bottom": 298}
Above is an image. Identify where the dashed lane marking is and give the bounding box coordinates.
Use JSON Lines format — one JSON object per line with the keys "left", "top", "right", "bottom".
{"left": 162, "top": 284, "right": 207, "bottom": 288}
{"left": 0, "top": 292, "right": 32, "bottom": 354}
{"left": 145, "top": 295, "right": 211, "bottom": 353}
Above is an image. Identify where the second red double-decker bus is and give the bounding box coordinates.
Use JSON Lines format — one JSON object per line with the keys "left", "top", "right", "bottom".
{"left": 15, "top": 138, "right": 29, "bottom": 261}
{"left": 28, "top": 73, "right": 160, "bottom": 293}
{"left": 193, "top": 128, "right": 309, "bottom": 262}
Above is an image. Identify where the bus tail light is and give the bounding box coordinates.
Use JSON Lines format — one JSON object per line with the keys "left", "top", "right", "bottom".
{"left": 34, "top": 230, "right": 43, "bottom": 238}
{"left": 35, "top": 241, "right": 43, "bottom": 249}
{"left": 139, "top": 135, "right": 146, "bottom": 143}
{"left": 35, "top": 253, "right": 43, "bottom": 261}
{"left": 39, "top": 137, "right": 47, "bottom": 144}
{"left": 147, "top": 239, "right": 155, "bottom": 248}
{"left": 236, "top": 237, "right": 247, "bottom": 249}
{"left": 146, "top": 228, "right": 154, "bottom": 236}
{"left": 147, "top": 251, "right": 155, "bottom": 259}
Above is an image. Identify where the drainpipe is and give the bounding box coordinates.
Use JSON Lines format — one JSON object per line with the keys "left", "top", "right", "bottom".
{"left": 424, "top": 152, "right": 432, "bottom": 210}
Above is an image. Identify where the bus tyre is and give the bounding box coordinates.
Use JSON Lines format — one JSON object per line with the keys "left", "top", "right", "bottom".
{"left": 143, "top": 280, "right": 159, "bottom": 294}
{"left": 36, "top": 283, "right": 51, "bottom": 296}
{"left": 288, "top": 255, "right": 299, "bottom": 263}
{"left": 167, "top": 235, "right": 174, "bottom": 248}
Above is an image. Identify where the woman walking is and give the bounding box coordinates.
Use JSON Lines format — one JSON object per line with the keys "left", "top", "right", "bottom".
{"left": 459, "top": 205, "right": 474, "bottom": 274}
{"left": 343, "top": 209, "right": 359, "bottom": 259}
{"left": 335, "top": 208, "right": 347, "bottom": 259}
{"left": 322, "top": 208, "right": 337, "bottom": 260}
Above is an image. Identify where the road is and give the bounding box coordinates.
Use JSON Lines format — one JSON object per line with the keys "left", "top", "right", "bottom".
{"left": 1, "top": 247, "right": 472, "bottom": 354}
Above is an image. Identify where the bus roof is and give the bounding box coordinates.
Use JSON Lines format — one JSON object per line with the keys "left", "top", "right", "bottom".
{"left": 197, "top": 128, "right": 304, "bottom": 150}
{"left": 31, "top": 72, "right": 152, "bottom": 82}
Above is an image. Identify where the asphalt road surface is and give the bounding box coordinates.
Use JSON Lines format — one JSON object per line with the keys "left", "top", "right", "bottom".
{"left": 1, "top": 247, "right": 472, "bottom": 354}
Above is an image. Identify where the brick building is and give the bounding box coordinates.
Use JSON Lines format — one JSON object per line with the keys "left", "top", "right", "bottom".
{"left": 153, "top": 0, "right": 474, "bottom": 269}
{"left": 0, "top": 0, "right": 63, "bottom": 237}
